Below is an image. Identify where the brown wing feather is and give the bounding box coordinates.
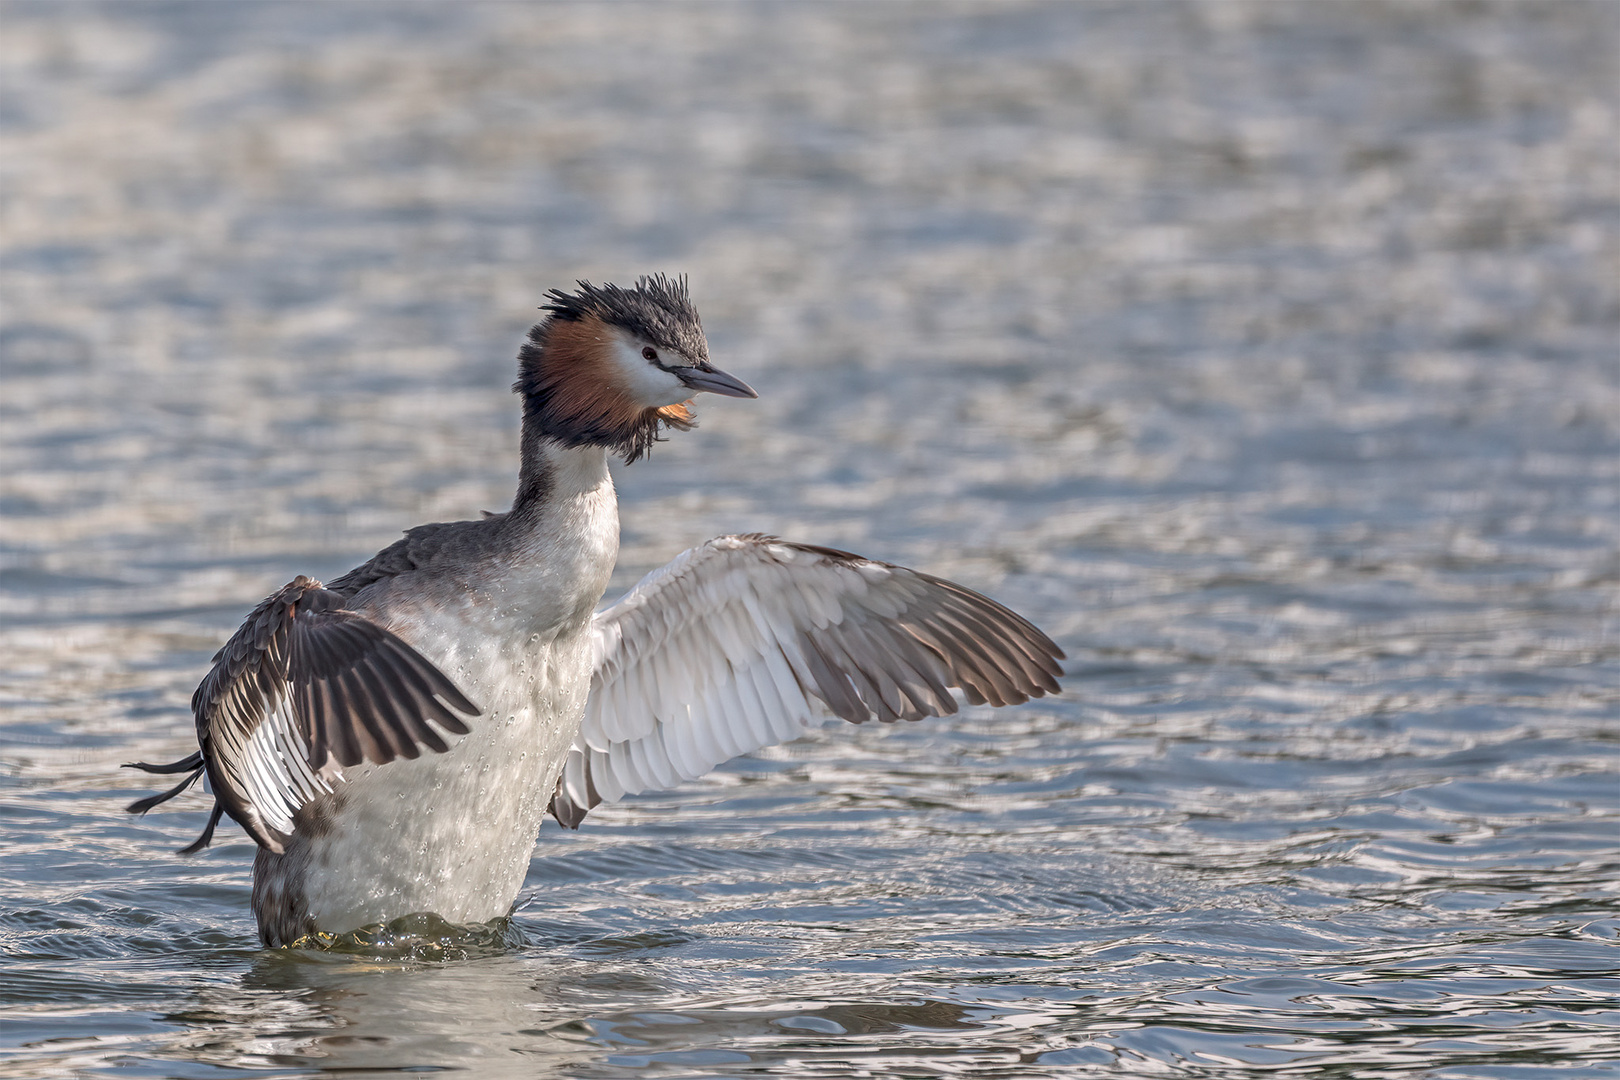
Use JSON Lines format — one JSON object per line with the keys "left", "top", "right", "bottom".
{"left": 551, "top": 535, "right": 1064, "bottom": 828}
{"left": 166, "top": 576, "right": 482, "bottom": 853}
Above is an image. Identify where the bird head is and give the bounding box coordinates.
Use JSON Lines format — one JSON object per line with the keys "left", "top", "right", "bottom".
{"left": 516, "top": 275, "right": 756, "bottom": 462}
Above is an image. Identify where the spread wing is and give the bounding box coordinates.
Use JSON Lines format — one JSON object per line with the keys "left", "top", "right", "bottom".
{"left": 129, "top": 575, "right": 480, "bottom": 854}
{"left": 549, "top": 535, "right": 1063, "bottom": 828}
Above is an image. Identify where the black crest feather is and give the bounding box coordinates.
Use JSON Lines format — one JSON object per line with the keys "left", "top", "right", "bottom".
{"left": 539, "top": 275, "right": 708, "bottom": 365}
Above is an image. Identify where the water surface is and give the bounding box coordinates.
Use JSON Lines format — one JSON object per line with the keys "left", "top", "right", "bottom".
{"left": 2, "top": 2, "right": 1617, "bottom": 1076}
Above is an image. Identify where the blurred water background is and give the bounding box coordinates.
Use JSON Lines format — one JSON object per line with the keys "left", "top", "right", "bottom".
{"left": 2, "top": 2, "right": 1617, "bottom": 1077}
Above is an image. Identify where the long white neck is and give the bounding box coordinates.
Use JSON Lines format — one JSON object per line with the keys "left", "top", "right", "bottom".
{"left": 492, "top": 434, "right": 619, "bottom": 640}
{"left": 511, "top": 417, "right": 607, "bottom": 519}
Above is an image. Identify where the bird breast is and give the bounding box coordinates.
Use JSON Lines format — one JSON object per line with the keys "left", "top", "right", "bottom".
{"left": 271, "top": 448, "right": 621, "bottom": 934}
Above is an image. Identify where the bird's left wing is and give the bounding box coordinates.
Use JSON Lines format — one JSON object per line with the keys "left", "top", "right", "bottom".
{"left": 549, "top": 534, "right": 1063, "bottom": 828}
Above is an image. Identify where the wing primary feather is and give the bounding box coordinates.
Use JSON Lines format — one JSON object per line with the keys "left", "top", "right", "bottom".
{"left": 366, "top": 659, "right": 450, "bottom": 755}
{"left": 240, "top": 730, "right": 288, "bottom": 831}
{"left": 362, "top": 663, "right": 419, "bottom": 761}
{"left": 855, "top": 621, "right": 947, "bottom": 711}
{"left": 252, "top": 663, "right": 281, "bottom": 716}
{"left": 929, "top": 602, "right": 1044, "bottom": 702}
{"left": 908, "top": 615, "right": 1016, "bottom": 706}
{"left": 304, "top": 618, "right": 360, "bottom": 673}
{"left": 315, "top": 677, "right": 362, "bottom": 768}
{"left": 929, "top": 606, "right": 1029, "bottom": 702}
{"left": 930, "top": 579, "right": 1065, "bottom": 667}
{"left": 931, "top": 587, "right": 1065, "bottom": 681}
{"left": 400, "top": 642, "right": 480, "bottom": 721}
{"left": 560, "top": 748, "right": 589, "bottom": 807}
{"left": 336, "top": 667, "right": 395, "bottom": 764}
{"left": 371, "top": 646, "right": 433, "bottom": 721}
{"left": 850, "top": 633, "right": 913, "bottom": 722}
{"left": 176, "top": 800, "right": 226, "bottom": 856}
{"left": 353, "top": 660, "right": 427, "bottom": 759}
{"left": 894, "top": 619, "right": 993, "bottom": 704}
{"left": 124, "top": 751, "right": 205, "bottom": 775}
{"left": 126, "top": 765, "right": 204, "bottom": 814}
{"left": 937, "top": 591, "right": 1052, "bottom": 670}
{"left": 387, "top": 648, "right": 476, "bottom": 735}
{"left": 298, "top": 678, "right": 328, "bottom": 769}
{"left": 271, "top": 704, "right": 324, "bottom": 800}
{"left": 551, "top": 782, "right": 586, "bottom": 830}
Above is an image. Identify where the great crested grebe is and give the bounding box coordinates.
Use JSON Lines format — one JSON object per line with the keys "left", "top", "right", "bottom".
{"left": 128, "top": 276, "right": 1064, "bottom": 947}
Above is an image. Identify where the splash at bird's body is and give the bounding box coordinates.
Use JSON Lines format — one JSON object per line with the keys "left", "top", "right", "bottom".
{"left": 128, "top": 276, "right": 1063, "bottom": 947}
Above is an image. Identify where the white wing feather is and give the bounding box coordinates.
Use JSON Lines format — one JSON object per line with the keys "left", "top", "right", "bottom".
{"left": 550, "top": 534, "right": 1063, "bottom": 828}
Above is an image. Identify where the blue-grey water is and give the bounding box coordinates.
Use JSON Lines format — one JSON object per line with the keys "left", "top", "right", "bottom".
{"left": 2, "top": 2, "right": 1617, "bottom": 1077}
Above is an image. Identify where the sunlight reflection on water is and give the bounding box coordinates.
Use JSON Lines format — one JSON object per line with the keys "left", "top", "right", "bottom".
{"left": 2, "top": 2, "right": 1617, "bottom": 1077}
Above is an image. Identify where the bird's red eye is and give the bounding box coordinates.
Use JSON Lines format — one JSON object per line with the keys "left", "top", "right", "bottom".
{"left": 642, "top": 347, "right": 658, "bottom": 361}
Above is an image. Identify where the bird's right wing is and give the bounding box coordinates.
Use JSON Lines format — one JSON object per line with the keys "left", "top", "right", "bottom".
{"left": 550, "top": 534, "right": 1063, "bottom": 827}
{"left": 129, "top": 576, "right": 480, "bottom": 854}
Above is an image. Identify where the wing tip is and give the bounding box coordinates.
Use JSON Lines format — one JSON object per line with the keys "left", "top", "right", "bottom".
{"left": 125, "top": 764, "right": 206, "bottom": 816}
{"left": 174, "top": 801, "right": 229, "bottom": 856}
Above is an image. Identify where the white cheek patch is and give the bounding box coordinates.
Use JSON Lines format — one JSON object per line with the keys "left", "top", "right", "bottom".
{"left": 611, "top": 337, "right": 691, "bottom": 407}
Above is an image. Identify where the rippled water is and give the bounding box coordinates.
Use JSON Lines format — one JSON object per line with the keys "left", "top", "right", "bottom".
{"left": 3, "top": 2, "right": 1617, "bottom": 1076}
